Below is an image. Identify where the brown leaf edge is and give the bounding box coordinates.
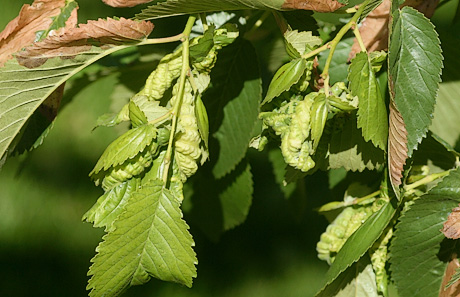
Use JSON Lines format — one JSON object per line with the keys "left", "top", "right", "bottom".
{"left": 441, "top": 204, "right": 460, "bottom": 239}
{"left": 16, "top": 17, "right": 154, "bottom": 68}
{"left": 0, "top": 0, "right": 78, "bottom": 67}
{"left": 440, "top": 254, "right": 460, "bottom": 297}
{"left": 102, "top": 0, "right": 153, "bottom": 7}
{"left": 282, "top": 0, "right": 345, "bottom": 13}
{"left": 388, "top": 100, "right": 408, "bottom": 189}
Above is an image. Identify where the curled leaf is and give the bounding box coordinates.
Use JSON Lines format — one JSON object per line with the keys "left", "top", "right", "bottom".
{"left": 16, "top": 17, "right": 154, "bottom": 68}
{"left": 102, "top": 0, "right": 153, "bottom": 7}
{"left": 441, "top": 204, "right": 460, "bottom": 239}
{"left": 282, "top": 0, "right": 345, "bottom": 13}
{"left": 388, "top": 101, "right": 408, "bottom": 190}
{"left": 0, "top": 0, "right": 78, "bottom": 66}
{"left": 441, "top": 256, "right": 460, "bottom": 296}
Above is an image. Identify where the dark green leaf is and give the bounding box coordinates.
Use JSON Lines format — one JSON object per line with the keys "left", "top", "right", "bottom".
{"left": 413, "top": 132, "right": 460, "bottom": 170}
{"left": 348, "top": 52, "right": 388, "bottom": 151}
{"left": 268, "top": 148, "right": 296, "bottom": 199}
{"left": 189, "top": 25, "right": 215, "bottom": 63}
{"left": 203, "top": 39, "right": 261, "bottom": 178}
{"left": 263, "top": 58, "right": 308, "bottom": 105}
{"left": 317, "top": 199, "right": 397, "bottom": 295}
{"left": 390, "top": 168, "right": 460, "bottom": 297}
{"left": 388, "top": 6, "right": 443, "bottom": 157}
{"left": 88, "top": 180, "right": 197, "bottom": 296}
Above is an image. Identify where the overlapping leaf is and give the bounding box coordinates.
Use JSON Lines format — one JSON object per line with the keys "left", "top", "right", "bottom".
{"left": 88, "top": 180, "right": 197, "bottom": 296}
{"left": 348, "top": 52, "right": 388, "bottom": 150}
{"left": 102, "top": 0, "right": 152, "bottom": 7}
{"left": 388, "top": 6, "right": 443, "bottom": 157}
{"left": 136, "top": 0, "right": 344, "bottom": 20}
{"left": 203, "top": 39, "right": 261, "bottom": 178}
{"left": 388, "top": 101, "right": 407, "bottom": 190}
{"left": 390, "top": 168, "right": 460, "bottom": 297}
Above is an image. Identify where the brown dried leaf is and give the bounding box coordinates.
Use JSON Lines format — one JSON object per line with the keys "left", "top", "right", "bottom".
{"left": 102, "top": 0, "right": 153, "bottom": 7}
{"left": 441, "top": 205, "right": 460, "bottom": 239}
{"left": 440, "top": 254, "right": 460, "bottom": 297}
{"left": 350, "top": 0, "right": 390, "bottom": 60}
{"left": 16, "top": 17, "right": 154, "bottom": 68}
{"left": 402, "top": 0, "right": 440, "bottom": 18}
{"left": 388, "top": 101, "right": 408, "bottom": 188}
{"left": 0, "top": 0, "right": 78, "bottom": 67}
{"left": 282, "top": 0, "right": 345, "bottom": 13}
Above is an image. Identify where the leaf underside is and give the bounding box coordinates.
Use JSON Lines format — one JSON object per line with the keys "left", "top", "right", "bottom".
{"left": 388, "top": 101, "right": 408, "bottom": 190}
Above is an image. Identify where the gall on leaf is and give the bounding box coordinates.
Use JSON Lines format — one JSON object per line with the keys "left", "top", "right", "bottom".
{"left": 15, "top": 17, "right": 154, "bottom": 68}
{"left": 282, "top": 0, "right": 345, "bottom": 12}
{"left": 441, "top": 204, "right": 460, "bottom": 239}
{"left": 0, "top": 0, "right": 78, "bottom": 67}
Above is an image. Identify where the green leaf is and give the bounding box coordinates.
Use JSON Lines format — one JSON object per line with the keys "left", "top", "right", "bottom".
{"left": 187, "top": 159, "right": 253, "bottom": 241}
{"left": 0, "top": 45, "right": 144, "bottom": 165}
{"left": 413, "top": 132, "right": 460, "bottom": 170}
{"left": 388, "top": 6, "right": 443, "bottom": 157}
{"left": 90, "top": 125, "right": 157, "bottom": 176}
{"left": 284, "top": 30, "right": 322, "bottom": 58}
{"left": 195, "top": 94, "right": 209, "bottom": 149}
{"left": 311, "top": 93, "right": 328, "bottom": 150}
{"left": 317, "top": 199, "right": 398, "bottom": 295}
{"left": 203, "top": 39, "right": 262, "bottom": 178}
{"left": 328, "top": 113, "right": 385, "bottom": 172}
{"left": 390, "top": 168, "right": 460, "bottom": 297}
{"left": 317, "top": 255, "right": 380, "bottom": 297}
{"left": 263, "top": 58, "right": 308, "bottom": 105}
{"left": 318, "top": 37, "right": 353, "bottom": 85}
{"left": 128, "top": 101, "right": 148, "bottom": 128}
{"left": 88, "top": 179, "right": 197, "bottom": 296}
{"left": 268, "top": 148, "right": 296, "bottom": 199}
{"left": 136, "top": 0, "right": 286, "bottom": 20}
{"left": 83, "top": 178, "right": 141, "bottom": 231}
{"left": 189, "top": 25, "right": 215, "bottom": 63}
{"left": 348, "top": 52, "right": 388, "bottom": 151}
{"left": 35, "top": 0, "right": 79, "bottom": 42}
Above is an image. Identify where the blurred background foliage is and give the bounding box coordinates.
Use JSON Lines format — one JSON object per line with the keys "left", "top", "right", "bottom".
{"left": 1, "top": 0, "right": 459, "bottom": 296}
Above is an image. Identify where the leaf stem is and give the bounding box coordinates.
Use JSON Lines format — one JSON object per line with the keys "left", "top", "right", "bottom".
{"left": 148, "top": 110, "right": 172, "bottom": 126}
{"left": 138, "top": 33, "right": 184, "bottom": 45}
{"left": 199, "top": 13, "right": 208, "bottom": 31}
{"left": 321, "top": 0, "right": 370, "bottom": 96}
{"left": 162, "top": 15, "right": 197, "bottom": 183}
{"left": 352, "top": 22, "right": 367, "bottom": 53}
{"left": 404, "top": 170, "right": 450, "bottom": 191}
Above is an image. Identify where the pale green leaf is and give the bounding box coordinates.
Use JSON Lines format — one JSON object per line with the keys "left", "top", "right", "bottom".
{"left": 0, "top": 45, "right": 143, "bottom": 164}
{"left": 388, "top": 6, "right": 443, "bottom": 157}
{"left": 328, "top": 113, "right": 385, "bottom": 172}
{"left": 390, "top": 168, "right": 460, "bottom": 297}
{"left": 203, "top": 39, "right": 261, "bottom": 178}
{"left": 263, "top": 58, "right": 308, "bottom": 105}
{"left": 128, "top": 101, "right": 148, "bottom": 128}
{"left": 317, "top": 200, "right": 397, "bottom": 295}
{"left": 348, "top": 52, "right": 388, "bottom": 151}
{"left": 195, "top": 94, "right": 209, "bottom": 149}
{"left": 83, "top": 178, "right": 141, "bottom": 231}
{"left": 88, "top": 179, "right": 197, "bottom": 296}
{"left": 90, "top": 125, "right": 157, "bottom": 175}
{"left": 284, "top": 30, "right": 322, "bottom": 58}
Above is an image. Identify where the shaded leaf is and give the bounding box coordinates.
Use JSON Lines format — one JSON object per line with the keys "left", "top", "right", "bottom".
{"left": 102, "top": 0, "right": 153, "bottom": 7}
{"left": 16, "top": 17, "right": 154, "bottom": 68}
{"left": 268, "top": 148, "right": 297, "bottom": 199}
{"left": 88, "top": 180, "right": 197, "bottom": 296}
{"left": 263, "top": 58, "right": 308, "bottom": 105}
{"left": 0, "top": 0, "right": 78, "bottom": 66}
{"left": 203, "top": 39, "right": 261, "bottom": 178}
{"left": 413, "top": 132, "right": 460, "bottom": 171}
{"left": 90, "top": 124, "right": 157, "bottom": 176}
{"left": 388, "top": 6, "right": 443, "bottom": 157}
{"left": 317, "top": 199, "right": 397, "bottom": 295}
{"left": 388, "top": 101, "right": 408, "bottom": 190}
{"left": 390, "top": 168, "right": 460, "bottom": 297}
{"left": 441, "top": 204, "right": 460, "bottom": 239}
{"left": 348, "top": 52, "right": 388, "bottom": 150}
{"left": 83, "top": 178, "right": 141, "bottom": 231}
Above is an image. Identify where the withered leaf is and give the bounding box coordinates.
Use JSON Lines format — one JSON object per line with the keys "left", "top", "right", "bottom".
{"left": 0, "top": 0, "right": 78, "bottom": 67}
{"left": 441, "top": 205, "right": 460, "bottom": 239}
{"left": 16, "top": 17, "right": 154, "bottom": 68}
{"left": 350, "top": 0, "right": 390, "bottom": 60}
{"left": 282, "top": 0, "right": 345, "bottom": 13}
{"left": 388, "top": 100, "right": 408, "bottom": 189}
{"left": 102, "top": 0, "right": 153, "bottom": 7}
{"left": 440, "top": 254, "right": 460, "bottom": 297}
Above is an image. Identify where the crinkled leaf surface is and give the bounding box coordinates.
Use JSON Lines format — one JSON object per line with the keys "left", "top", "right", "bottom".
{"left": 388, "top": 6, "right": 443, "bottom": 157}
{"left": 203, "top": 39, "right": 261, "bottom": 178}
{"left": 284, "top": 30, "right": 322, "bottom": 57}
{"left": 136, "top": 0, "right": 344, "bottom": 20}
{"left": 88, "top": 179, "right": 197, "bottom": 296}
{"left": 263, "top": 58, "right": 308, "bottom": 105}
{"left": 90, "top": 124, "right": 156, "bottom": 175}
{"left": 348, "top": 52, "right": 387, "bottom": 151}
{"left": 317, "top": 199, "right": 397, "bottom": 295}
{"left": 328, "top": 113, "right": 385, "bottom": 172}
{"left": 390, "top": 168, "right": 460, "bottom": 297}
